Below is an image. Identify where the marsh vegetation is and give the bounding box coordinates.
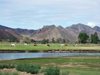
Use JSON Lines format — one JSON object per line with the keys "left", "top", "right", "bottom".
{"left": 0, "top": 55, "right": 100, "bottom": 75}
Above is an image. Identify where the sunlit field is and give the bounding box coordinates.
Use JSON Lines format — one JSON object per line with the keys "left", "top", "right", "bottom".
{"left": 0, "top": 43, "right": 100, "bottom": 51}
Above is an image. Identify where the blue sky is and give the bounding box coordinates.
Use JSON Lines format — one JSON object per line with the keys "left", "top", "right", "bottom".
{"left": 0, "top": 0, "right": 100, "bottom": 29}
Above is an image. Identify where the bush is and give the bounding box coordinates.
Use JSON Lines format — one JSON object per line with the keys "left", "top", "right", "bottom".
{"left": 16, "top": 63, "right": 41, "bottom": 74}
{"left": 0, "top": 64, "right": 15, "bottom": 69}
{"left": 44, "top": 67, "right": 60, "bottom": 75}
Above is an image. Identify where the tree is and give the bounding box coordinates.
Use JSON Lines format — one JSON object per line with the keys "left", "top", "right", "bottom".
{"left": 46, "top": 39, "right": 49, "bottom": 43}
{"left": 16, "top": 39, "right": 20, "bottom": 43}
{"left": 91, "top": 32, "right": 99, "bottom": 44}
{"left": 56, "top": 39, "right": 59, "bottom": 43}
{"left": 52, "top": 38, "right": 55, "bottom": 43}
{"left": 31, "top": 39, "right": 36, "bottom": 43}
{"left": 78, "top": 33, "right": 89, "bottom": 43}
{"left": 41, "top": 39, "right": 47, "bottom": 44}
{"left": 0, "top": 38, "right": 2, "bottom": 43}
{"left": 41, "top": 39, "right": 49, "bottom": 44}
{"left": 62, "top": 39, "right": 66, "bottom": 43}
{"left": 21, "top": 37, "right": 31, "bottom": 44}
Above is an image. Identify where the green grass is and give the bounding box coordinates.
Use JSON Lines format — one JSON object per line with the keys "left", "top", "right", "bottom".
{"left": 0, "top": 55, "right": 100, "bottom": 75}
{"left": 0, "top": 43, "right": 100, "bottom": 51}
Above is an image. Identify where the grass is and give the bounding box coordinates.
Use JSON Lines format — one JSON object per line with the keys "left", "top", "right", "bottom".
{"left": 0, "top": 43, "right": 100, "bottom": 51}
{"left": 0, "top": 43, "right": 100, "bottom": 75}
{"left": 0, "top": 55, "right": 100, "bottom": 75}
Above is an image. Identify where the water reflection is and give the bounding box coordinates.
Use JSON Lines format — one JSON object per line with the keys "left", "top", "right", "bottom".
{"left": 0, "top": 53, "right": 100, "bottom": 59}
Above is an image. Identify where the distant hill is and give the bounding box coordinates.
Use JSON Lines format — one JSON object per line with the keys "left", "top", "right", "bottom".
{"left": 93, "top": 26, "right": 100, "bottom": 32}
{"left": 0, "top": 29, "right": 22, "bottom": 39}
{"left": 0, "top": 25, "right": 11, "bottom": 30}
{"left": 12, "top": 28, "right": 36, "bottom": 35}
{"left": 6, "top": 29, "right": 23, "bottom": 39}
{"left": 0, "top": 25, "right": 36, "bottom": 35}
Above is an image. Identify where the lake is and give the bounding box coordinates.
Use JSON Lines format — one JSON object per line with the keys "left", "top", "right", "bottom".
{"left": 0, "top": 53, "right": 100, "bottom": 59}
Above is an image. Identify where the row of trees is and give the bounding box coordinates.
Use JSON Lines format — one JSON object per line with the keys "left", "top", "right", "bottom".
{"left": 0, "top": 39, "right": 20, "bottom": 43}
{"left": 1, "top": 32, "right": 99, "bottom": 44}
{"left": 0, "top": 37, "right": 36, "bottom": 44}
{"left": 78, "top": 32, "right": 99, "bottom": 44}
{"left": 41, "top": 38, "right": 66, "bottom": 44}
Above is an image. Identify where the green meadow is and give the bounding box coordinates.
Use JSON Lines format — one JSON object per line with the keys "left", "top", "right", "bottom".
{"left": 0, "top": 43, "right": 100, "bottom": 51}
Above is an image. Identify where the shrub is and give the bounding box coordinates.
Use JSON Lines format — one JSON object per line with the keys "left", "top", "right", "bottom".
{"left": 0, "top": 64, "right": 15, "bottom": 69}
{"left": 16, "top": 63, "right": 41, "bottom": 74}
{"left": 44, "top": 67, "right": 60, "bottom": 75}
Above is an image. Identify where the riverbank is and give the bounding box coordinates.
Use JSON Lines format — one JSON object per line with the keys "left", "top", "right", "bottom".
{"left": 0, "top": 49, "right": 100, "bottom": 53}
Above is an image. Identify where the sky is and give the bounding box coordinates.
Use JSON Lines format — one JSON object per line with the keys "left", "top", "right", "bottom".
{"left": 0, "top": 0, "right": 100, "bottom": 29}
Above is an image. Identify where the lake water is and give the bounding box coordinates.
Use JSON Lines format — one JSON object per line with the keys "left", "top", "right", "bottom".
{"left": 0, "top": 53, "right": 100, "bottom": 59}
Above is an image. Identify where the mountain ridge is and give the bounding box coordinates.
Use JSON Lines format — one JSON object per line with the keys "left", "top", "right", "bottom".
{"left": 30, "top": 23, "right": 100, "bottom": 41}
{"left": 0, "top": 29, "right": 22, "bottom": 39}
{"left": 0, "top": 23, "right": 100, "bottom": 41}
{"left": 0, "top": 25, "right": 36, "bottom": 35}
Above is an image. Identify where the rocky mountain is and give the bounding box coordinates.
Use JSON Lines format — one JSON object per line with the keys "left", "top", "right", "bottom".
{"left": 6, "top": 29, "right": 23, "bottom": 39}
{"left": 12, "top": 28, "right": 36, "bottom": 35}
{"left": 30, "top": 25, "right": 77, "bottom": 41}
{"left": 30, "top": 23, "right": 100, "bottom": 42}
{"left": 93, "top": 26, "right": 100, "bottom": 32}
{"left": 0, "top": 25, "right": 36, "bottom": 35}
{"left": 0, "top": 25, "right": 11, "bottom": 30}
{"left": 66, "top": 23, "right": 100, "bottom": 39}
{"left": 1, "top": 23, "right": 100, "bottom": 42}
{"left": 0, "top": 29, "right": 22, "bottom": 39}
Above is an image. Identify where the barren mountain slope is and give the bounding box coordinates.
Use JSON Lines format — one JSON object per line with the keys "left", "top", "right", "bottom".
{"left": 30, "top": 25, "right": 77, "bottom": 41}
{"left": 0, "top": 29, "right": 17, "bottom": 39}
{"left": 66, "top": 23, "right": 100, "bottom": 38}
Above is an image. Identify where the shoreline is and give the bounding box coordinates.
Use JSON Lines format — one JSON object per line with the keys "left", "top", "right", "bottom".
{"left": 0, "top": 49, "right": 100, "bottom": 53}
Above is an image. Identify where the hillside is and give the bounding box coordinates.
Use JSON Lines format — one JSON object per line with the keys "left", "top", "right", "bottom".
{"left": 93, "top": 26, "right": 100, "bottom": 32}
{"left": 6, "top": 29, "right": 23, "bottom": 39}
{"left": 66, "top": 23, "right": 100, "bottom": 39}
{"left": 30, "top": 25, "right": 77, "bottom": 41}
{"left": 0, "top": 25, "right": 36, "bottom": 35}
{"left": 0, "top": 29, "right": 22, "bottom": 39}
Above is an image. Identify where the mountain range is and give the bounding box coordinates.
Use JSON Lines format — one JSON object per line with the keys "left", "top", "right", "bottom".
{"left": 0, "top": 25, "right": 36, "bottom": 35}
{"left": 0, "top": 23, "right": 100, "bottom": 41}
{"left": 0, "top": 29, "right": 22, "bottom": 39}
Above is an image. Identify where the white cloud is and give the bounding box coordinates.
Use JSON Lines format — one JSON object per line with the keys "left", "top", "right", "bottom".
{"left": 87, "top": 22, "right": 100, "bottom": 27}
{"left": 0, "top": 0, "right": 100, "bottom": 29}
